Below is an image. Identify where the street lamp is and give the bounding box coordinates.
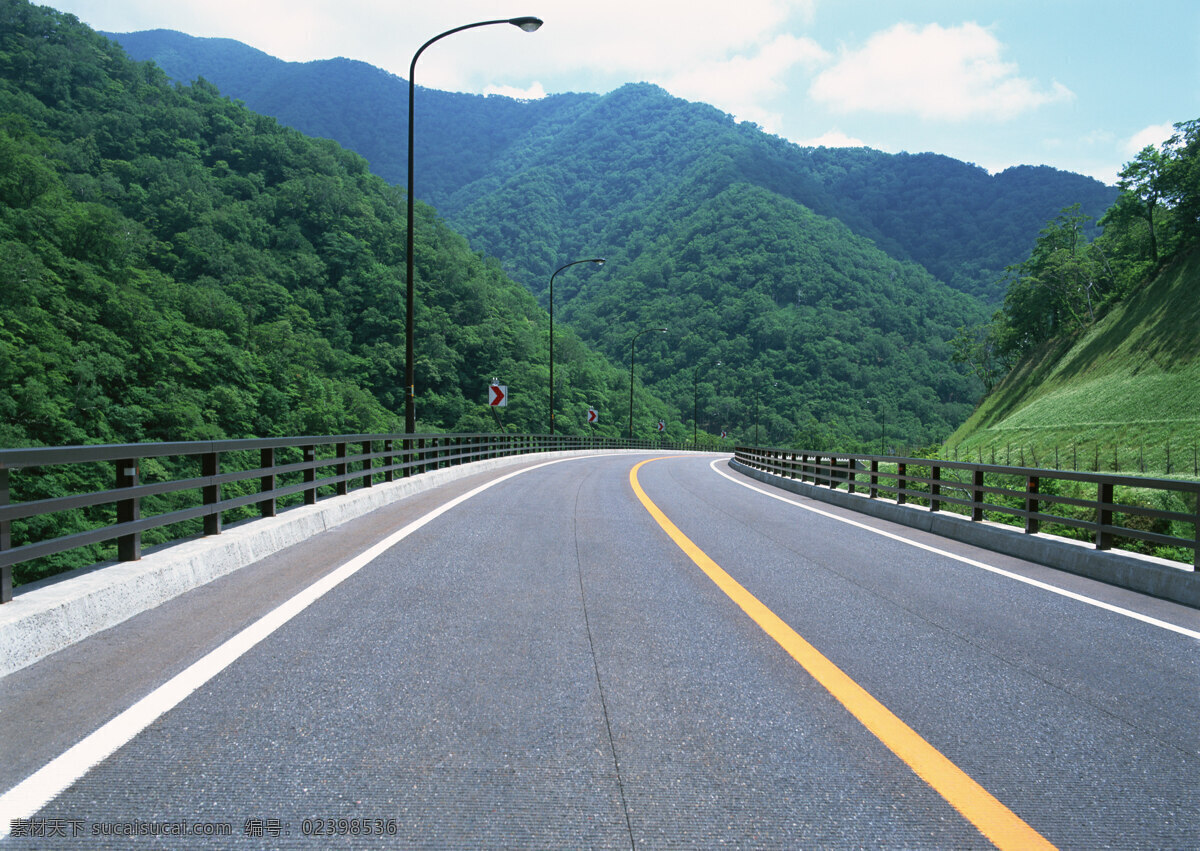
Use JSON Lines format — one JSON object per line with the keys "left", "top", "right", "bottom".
{"left": 754, "top": 379, "right": 777, "bottom": 445}
{"left": 629, "top": 327, "right": 667, "bottom": 438}
{"left": 549, "top": 258, "right": 605, "bottom": 434}
{"left": 405, "top": 16, "right": 543, "bottom": 433}
{"left": 693, "top": 361, "right": 719, "bottom": 447}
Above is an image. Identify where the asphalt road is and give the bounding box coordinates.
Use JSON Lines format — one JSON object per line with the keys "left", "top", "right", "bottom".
{"left": 2, "top": 452, "right": 1197, "bottom": 849}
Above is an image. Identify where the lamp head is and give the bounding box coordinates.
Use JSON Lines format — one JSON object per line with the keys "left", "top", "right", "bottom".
{"left": 592, "top": 257, "right": 606, "bottom": 266}
{"left": 510, "top": 17, "right": 543, "bottom": 32}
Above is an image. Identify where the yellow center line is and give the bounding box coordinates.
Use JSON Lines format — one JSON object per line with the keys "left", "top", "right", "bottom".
{"left": 630, "top": 457, "right": 1055, "bottom": 851}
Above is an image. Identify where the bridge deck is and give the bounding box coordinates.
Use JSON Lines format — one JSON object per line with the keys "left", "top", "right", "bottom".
{"left": 2, "top": 453, "right": 1197, "bottom": 848}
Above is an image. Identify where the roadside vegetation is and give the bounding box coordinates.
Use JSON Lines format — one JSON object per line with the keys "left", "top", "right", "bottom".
{"left": 946, "top": 120, "right": 1200, "bottom": 479}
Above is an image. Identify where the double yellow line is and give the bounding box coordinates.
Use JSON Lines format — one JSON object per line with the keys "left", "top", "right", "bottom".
{"left": 630, "top": 458, "right": 1055, "bottom": 851}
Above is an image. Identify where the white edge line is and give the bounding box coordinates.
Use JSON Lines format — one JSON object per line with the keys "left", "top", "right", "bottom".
{"left": 709, "top": 459, "right": 1200, "bottom": 641}
{"left": 0, "top": 453, "right": 619, "bottom": 836}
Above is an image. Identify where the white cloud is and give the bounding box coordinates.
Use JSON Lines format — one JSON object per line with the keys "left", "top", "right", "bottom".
{"left": 797, "top": 129, "right": 871, "bottom": 149}
{"left": 1124, "top": 122, "right": 1175, "bottom": 154}
{"left": 657, "top": 34, "right": 827, "bottom": 132}
{"left": 810, "top": 22, "right": 1073, "bottom": 121}
{"left": 384, "top": 0, "right": 817, "bottom": 93}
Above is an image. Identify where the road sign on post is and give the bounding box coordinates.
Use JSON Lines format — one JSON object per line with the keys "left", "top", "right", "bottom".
{"left": 657, "top": 420, "right": 665, "bottom": 433}
{"left": 489, "top": 384, "right": 507, "bottom": 407}
{"left": 587, "top": 407, "right": 598, "bottom": 423}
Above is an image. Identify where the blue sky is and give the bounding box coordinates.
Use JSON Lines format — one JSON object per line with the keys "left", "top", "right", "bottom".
{"left": 45, "top": 1, "right": 1199, "bottom": 184}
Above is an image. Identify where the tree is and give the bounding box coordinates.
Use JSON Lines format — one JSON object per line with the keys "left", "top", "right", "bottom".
{"left": 1116, "top": 145, "right": 1167, "bottom": 264}
{"left": 949, "top": 317, "right": 1008, "bottom": 392}
{"left": 1159, "top": 118, "right": 1200, "bottom": 244}
{"left": 994, "top": 205, "right": 1113, "bottom": 361}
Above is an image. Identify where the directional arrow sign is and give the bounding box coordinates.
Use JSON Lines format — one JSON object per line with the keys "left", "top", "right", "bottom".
{"left": 657, "top": 420, "right": 666, "bottom": 433}
{"left": 489, "top": 384, "right": 507, "bottom": 407}
{"left": 587, "top": 407, "right": 598, "bottom": 423}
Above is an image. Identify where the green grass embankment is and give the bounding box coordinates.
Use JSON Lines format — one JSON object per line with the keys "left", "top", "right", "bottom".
{"left": 947, "top": 249, "right": 1200, "bottom": 478}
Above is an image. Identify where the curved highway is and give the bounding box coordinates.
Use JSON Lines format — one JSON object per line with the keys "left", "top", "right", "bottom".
{"left": 2, "top": 452, "right": 1197, "bottom": 848}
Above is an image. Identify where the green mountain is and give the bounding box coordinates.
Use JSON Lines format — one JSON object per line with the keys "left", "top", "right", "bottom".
{"left": 1, "top": 0, "right": 658, "bottom": 452}
{"left": 107, "top": 28, "right": 1116, "bottom": 304}
{"left": 107, "top": 27, "right": 1123, "bottom": 448}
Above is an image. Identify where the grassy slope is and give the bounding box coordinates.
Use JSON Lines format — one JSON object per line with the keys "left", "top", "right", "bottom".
{"left": 946, "top": 249, "right": 1200, "bottom": 475}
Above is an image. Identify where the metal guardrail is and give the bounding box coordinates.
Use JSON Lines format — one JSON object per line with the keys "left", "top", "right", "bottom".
{"left": 735, "top": 446, "right": 1200, "bottom": 570}
{"left": 0, "top": 432, "right": 690, "bottom": 602}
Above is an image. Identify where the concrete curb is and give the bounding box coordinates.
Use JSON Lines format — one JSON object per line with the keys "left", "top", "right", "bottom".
{"left": 0, "top": 449, "right": 676, "bottom": 678}
{"left": 729, "top": 459, "right": 1200, "bottom": 609}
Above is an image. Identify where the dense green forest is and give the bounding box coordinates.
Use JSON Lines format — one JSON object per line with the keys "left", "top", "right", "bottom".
{"left": 3, "top": 4, "right": 1147, "bottom": 460}
{"left": 104, "top": 28, "right": 1119, "bottom": 449}
{"left": 1, "top": 0, "right": 664, "bottom": 453}
{"left": 111, "top": 28, "right": 1116, "bottom": 304}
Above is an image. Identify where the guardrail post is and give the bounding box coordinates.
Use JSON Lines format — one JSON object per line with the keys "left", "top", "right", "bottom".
{"left": 303, "top": 445, "right": 317, "bottom": 504}
{"left": 1193, "top": 496, "right": 1199, "bottom": 569}
{"left": 116, "top": 459, "right": 141, "bottom": 560}
{"left": 259, "top": 448, "right": 276, "bottom": 518}
{"left": 847, "top": 459, "right": 857, "bottom": 494}
{"left": 869, "top": 459, "right": 878, "bottom": 499}
{"left": 1, "top": 467, "right": 12, "bottom": 603}
{"left": 202, "top": 452, "right": 221, "bottom": 536}
{"left": 1025, "top": 476, "right": 1040, "bottom": 534}
{"left": 929, "top": 465, "right": 941, "bottom": 511}
{"left": 335, "top": 442, "right": 348, "bottom": 496}
{"left": 361, "top": 441, "right": 373, "bottom": 488}
{"left": 384, "top": 439, "right": 394, "bottom": 483}
{"left": 1096, "top": 481, "right": 1113, "bottom": 551}
{"left": 897, "top": 462, "right": 907, "bottom": 505}
{"left": 971, "top": 469, "right": 984, "bottom": 521}
{"left": 827, "top": 456, "right": 837, "bottom": 489}
{"left": 402, "top": 438, "right": 412, "bottom": 478}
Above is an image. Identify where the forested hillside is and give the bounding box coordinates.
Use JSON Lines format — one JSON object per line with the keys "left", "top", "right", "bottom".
{"left": 946, "top": 118, "right": 1200, "bottom": 474}
{"left": 561, "top": 182, "right": 986, "bottom": 446}
{"left": 107, "top": 27, "right": 1111, "bottom": 447}
{"left": 0, "top": 0, "right": 657, "bottom": 451}
{"left": 948, "top": 248, "right": 1200, "bottom": 474}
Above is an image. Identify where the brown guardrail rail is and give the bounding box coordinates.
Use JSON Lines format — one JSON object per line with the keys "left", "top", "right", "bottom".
{"left": 0, "top": 432, "right": 692, "bottom": 601}
{"left": 734, "top": 445, "right": 1200, "bottom": 570}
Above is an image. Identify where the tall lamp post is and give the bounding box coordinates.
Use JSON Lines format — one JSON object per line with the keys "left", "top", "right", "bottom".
{"left": 405, "top": 16, "right": 543, "bottom": 433}
{"left": 692, "top": 361, "right": 719, "bottom": 446}
{"left": 629, "top": 327, "right": 667, "bottom": 438}
{"left": 754, "top": 379, "right": 777, "bottom": 445}
{"left": 549, "top": 258, "right": 605, "bottom": 434}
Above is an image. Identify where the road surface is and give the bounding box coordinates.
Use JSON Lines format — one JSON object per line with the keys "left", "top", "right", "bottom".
{"left": 2, "top": 452, "right": 1197, "bottom": 848}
